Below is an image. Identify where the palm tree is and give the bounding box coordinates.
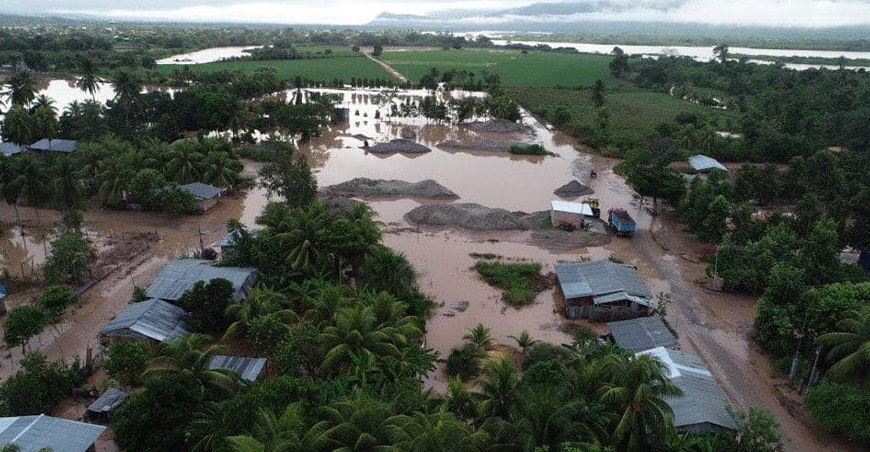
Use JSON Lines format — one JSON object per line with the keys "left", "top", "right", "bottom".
{"left": 227, "top": 404, "right": 311, "bottom": 452}
{"left": 713, "top": 44, "right": 729, "bottom": 63}
{"left": 166, "top": 148, "right": 204, "bottom": 184}
{"left": 144, "top": 333, "right": 240, "bottom": 396}
{"left": 2, "top": 106, "right": 33, "bottom": 145}
{"left": 18, "top": 154, "right": 49, "bottom": 224}
{"left": 307, "top": 396, "right": 397, "bottom": 452}
{"left": 31, "top": 95, "right": 57, "bottom": 139}
{"left": 0, "top": 156, "right": 24, "bottom": 232}
{"left": 474, "top": 356, "right": 518, "bottom": 419}
{"left": 5, "top": 71, "right": 37, "bottom": 107}
{"left": 363, "top": 291, "right": 421, "bottom": 342}
{"left": 276, "top": 202, "right": 329, "bottom": 271}
{"left": 591, "top": 79, "right": 606, "bottom": 108}
{"left": 112, "top": 68, "right": 143, "bottom": 102}
{"left": 387, "top": 409, "right": 488, "bottom": 452}
{"left": 224, "top": 286, "right": 297, "bottom": 340}
{"left": 96, "top": 157, "right": 134, "bottom": 207}
{"left": 817, "top": 308, "right": 870, "bottom": 383}
{"left": 76, "top": 58, "right": 104, "bottom": 101}
{"left": 319, "top": 304, "right": 401, "bottom": 374}
{"left": 507, "top": 330, "right": 537, "bottom": 352}
{"left": 202, "top": 151, "right": 241, "bottom": 188}
{"left": 463, "top": 324, "right": 493, "bottom": 350}
{"left": 598, "top": 354, "right": 682, "bottom": 452}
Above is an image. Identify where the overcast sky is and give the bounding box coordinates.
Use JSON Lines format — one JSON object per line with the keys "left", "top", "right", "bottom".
{"left": 6, "top": 0, "right": 870, "bottom": 27}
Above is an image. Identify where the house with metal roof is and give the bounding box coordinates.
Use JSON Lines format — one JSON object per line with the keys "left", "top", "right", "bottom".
{"left": 86, "top": 388, "right": 128, "bottom": 421}
{"left": 99, "top": 298, "right": 189, "bottom": 345}
{"left": 0, "top": 142, "right": 23, "bottom": 156}
{"left": 180, "top": 182, "right": 224, "bottom": 211}
{"left": 688, "top": 155, "right": 727, "bottom": 173}
{"left": 606, "top": 315, "right": 678, "bottom": 351}
{"left": 555, "top": 260, "right": 654, "bottom": 322}
{"left": 638, "top": 347, "right": 738, "bottom": 434}
{"left": 29, "top": 138, "right": 79, "bottom": 153}
{"left": 214, "top": 228, "right": 261, "bottom": 255}
{"left": 209, "top": 355, "right": 267, "bottom": 382}
{"left": 550, "top": 200, "right": 594, "bottom": 229}
{"left": 146, "top": 259, "right": 257, "bottom": 302}
{"left": 0, "top": 414, "right": 106, "bottom": 452}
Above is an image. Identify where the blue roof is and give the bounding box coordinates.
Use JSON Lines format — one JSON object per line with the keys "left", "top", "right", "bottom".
{"left": 146, "top": 259, "right": 257, "bottom": 302}
{"left": 100, "top": 298, "right": 189, "bottom": 342}
{"left": 0, "top": 142, "right": 23, "bottom": 156}
{"left": 180, "top": 182, "right": 223, "bottom": 200}
{"left": 555, "top": 260, "right": 653, "bottom": 307}
{"left": 0, "top": 415, "right": 106, "bottom": 452}
{"left": 29, "top": 139, "right": 78, "bottom": 153}
{"left": 688, "top": 155, "right": 727, "bottom": 173}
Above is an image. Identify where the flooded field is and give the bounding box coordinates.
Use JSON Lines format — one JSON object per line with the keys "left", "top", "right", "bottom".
{"left": 156, "top": 46, "right": 260, "bottom": 64}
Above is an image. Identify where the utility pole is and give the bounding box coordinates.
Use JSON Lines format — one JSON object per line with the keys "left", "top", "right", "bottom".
{"left": 198, "top": 223, "right": 205, "bottom": 253}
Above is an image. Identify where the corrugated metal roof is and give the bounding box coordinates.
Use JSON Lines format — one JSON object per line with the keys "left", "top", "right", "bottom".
{"left": 209, "top": 355, "right": 267, "bottom": 382}
{"left": 688, "top": 155, "right": 727, "bottom": 173}
{"left": 215, "top": 228, "right": 261, "bottom": 247}
{"left": 0, "top": 415, "right": 106, "bottom": 452}
{"left": 146, "top": 259, "right": 256, "bottom": 302}
{"left": 180, "top": 182, "right": 223, "bottom": 200}
{"left": 638, "top": 347, "right": 737, "bottom": 432}
{"left": 607, "top": 315, "right": 678, "bottom": 351}
{"left": 555, "top": 261, "right": 652, "bottom": 306}
{"left": 87, "top": 388, "right": 128, "bottom": 414}
{"left": 99, "top": 298, "right": 189, "bottom": 342}
{"left": 0, "top": 142, "right": 23, "bottom": 156}
{"left": 551, "top": 200, "right": 594, "bottom": 217}
{"left": 29, "top": 139, "right": 78, "bottom": 153}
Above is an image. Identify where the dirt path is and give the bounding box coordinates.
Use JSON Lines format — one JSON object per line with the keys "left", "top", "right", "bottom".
{"left": 363, "top": 51, "right": 408, "bottom": 83}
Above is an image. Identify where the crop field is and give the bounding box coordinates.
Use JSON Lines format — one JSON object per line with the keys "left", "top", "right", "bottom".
{"left": 155, "top": 56, "right": 392, "bottom": 82}
{"left": 381, "top": 49, "right": 612, "bottom": 87}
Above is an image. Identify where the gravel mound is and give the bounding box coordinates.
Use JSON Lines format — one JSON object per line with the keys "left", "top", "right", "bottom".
{"left": 462, "top": 119, "right": 530, "bottom": 134}
{"left": 323, "top": 178, "right": 458, "bottom": 200}
{"left": 554, "top": 180, "right": 593, "bottom": 197}
{"left": 368, "top": 139, "right": 432, "bottom": 154}
{"left": 438, "top": 139, "right": 523, "bottom": 153}
{"left": 405, "top": 203, "right": 530, "bottom": 231}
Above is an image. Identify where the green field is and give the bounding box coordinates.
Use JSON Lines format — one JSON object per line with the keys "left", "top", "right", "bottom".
{"left": 156, "top": 56, "right": 391, "bottom": 82}
{"left": 381, "top": 49, "right": 612, "bottom": 87}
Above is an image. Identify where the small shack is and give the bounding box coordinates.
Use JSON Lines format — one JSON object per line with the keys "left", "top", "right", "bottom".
{"left": 0, "top": 414, "right": 106, "bottom": 452}
{"left": 606, "top": 315, "right": 678, "bottom": 352}
{"left": 86, "top": 388, "right": 128, "bottom": 421}
{"left": 555, "top": 260, "right": 654, "bottom": 322}
{"left": 0, "top": 142, "right": 23, "bottom": 156}
{"left": 638, "top": 347, "right": 738, "bottom": 434}
{"left": 688, "top": 155, "right": 727, "bottom": 174}
{"left": 180, "top": 182, "right": 224, "bottom": 211}
{"left": 214, "top": 228, "right": 261, "bottom": 256}
{"left": 29, "top": 138, "right": 79, "bottom": 154}
{"left": 209, "top": 355, "right": 267, "bottom": 382}
{"left": 550, "top": 200, "right": 594, "bottom": 229}
{"left": 99, "top": 298, "right": 189, "bottom": 345}
{"left": 146, "top": 259, "right": 257, "bottom": 303}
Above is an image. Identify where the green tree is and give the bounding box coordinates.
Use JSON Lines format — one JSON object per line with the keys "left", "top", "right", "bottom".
{"left": 817, "top": 307, "right": 870, "bottom": 384}
{"left": 227, "top": 404, "right": 311, "bottom": 452}
{"left": 2, "top": 106, "right": 33, "bottom": 145}
{"left": 387, "top": 409, "right": 488, "bottom": 452}
{"left": 463, "top": 323, "right": 493, "bottom": 350}
{"left": 275, "top": 202, "right": 329, "bottom": 272}
{"left": 76, "top": 58, "right": 104, "bottom": 101}
{"left": 475, "top": 356, "right": 519, "bottom": 419}
{"left": 591, "top": 79, "right": 606, "bottom": 109}
{"left": 259, "top": 144, "right": 317, "bottom": 209}
{"left": 508, "top": 330, "right": 538, "bottom": 352}
{"left": 42, "top": 230, "right": 96, "bottom": 285}
{"left": 307, "top": 396, "right": 395, "bottom": 451}
{"left": 319, "top": 304, "right": 402, "bottom": 374}
{"left": 3, "top": 307, "right": 46, "bottom": 353}
{"left": 104, "top": 341, "right": 152, "bottom": 386}
{"left": 0, "top": 353, "right": 79, "bottom": 416}
{"left": 5, "top": 71, "right": 37, "bottom": 107}
{"left": 712, "top": 44, "right": 730, "bottom": 63}
{"left": 224, "top": 286, "right": 296, "bottom": 340}
{"left": 731, "top": 407, "right": 784, "bottom": 452}
{"left": 37, "top": 285, "right": 76, "bottom": 316}
{"left": 177, "top": 278, "right": 236, "bottom": 334}
{"left": 144, "top": 333, "right": 239, "bottom": 396}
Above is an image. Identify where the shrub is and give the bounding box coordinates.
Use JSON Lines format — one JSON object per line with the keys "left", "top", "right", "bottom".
{"left": 475, "top": 261, "right": 544, "bottom": 306}
{"left": 806, "top": 381, "right": 870, "bottom": 442}
{"left": 37, "top": 285, "right": 76, "bottom": 316}
{"left": 521, "top": 360, "right": 568, "bottom": 387}
{"left": 0, "top": 353, "right": 80, "bottom": 416}
{"left": 446, "top": 343, "right": 481, "bottom": 380}
{"left": 104, "top": 341, "right": 151, "bottom": 386}
{"left": 3, "top": 306, "right": 47, "bottom": 352}
{"left": 508, "top": 144, "right": 552, "bottom": 156}
{"left": 523, "top": 343, "right": 577, "bottom": 369}
{"left": 274, "top": 321, "right": 324, "bottom": 377}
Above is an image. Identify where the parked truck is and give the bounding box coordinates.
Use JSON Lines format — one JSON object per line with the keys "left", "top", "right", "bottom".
{"left": 608, "top": 209, "right": 636, "bottom": 237}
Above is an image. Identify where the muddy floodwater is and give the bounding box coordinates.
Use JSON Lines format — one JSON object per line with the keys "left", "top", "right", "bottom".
{"left": 156, "top": 46, "right": 261, "bottom": 64}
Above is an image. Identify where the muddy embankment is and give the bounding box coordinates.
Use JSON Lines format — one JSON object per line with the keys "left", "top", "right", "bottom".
{"left": 322, "top": 178, "right": 458, "bottom": 200}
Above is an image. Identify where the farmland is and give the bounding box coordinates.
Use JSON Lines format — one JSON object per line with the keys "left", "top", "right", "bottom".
{"left": 155, "top": 55, "right": 392, "bottom": 82}
{"left": 381, "top": 49, "right": 612, "bottom": 87}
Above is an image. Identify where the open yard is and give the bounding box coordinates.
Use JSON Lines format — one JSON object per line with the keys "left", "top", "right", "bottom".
{"left": 156, "top": 55, "right": 392, "bottom": 82}
{"left": 381, "top": 49, "right": 612, "bottom": 87}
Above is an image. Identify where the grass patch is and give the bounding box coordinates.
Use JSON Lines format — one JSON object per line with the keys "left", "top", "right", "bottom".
{"left": 475, "top": 260, "right": 548, "bottom": 306}
{"left": 382, "top": 49, "right": 612, "bottom": 87}
{"left": 509, "top": 143, "right": 553, "bottom": 156}
{"left": 155, "top": 56, "right": 391, "bottom": 82}
{"left": 469, "top": 252, "right": 501, "bottom": 260}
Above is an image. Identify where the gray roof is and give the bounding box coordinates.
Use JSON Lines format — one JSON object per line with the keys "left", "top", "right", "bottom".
{"left": 555, "top": 261, "right": 653, "bottom": 307}
{"left": 87, "top": 388, "right": 128, "bottom": 414}
{"left": 0, "top": 142, "right": 23, "bottom": 156}
{"left": 215, "top": 228, "right": 261, "bottom": 247}
{"left": 639, "top": 347, "right": 738, "bottom": 432}
{"left": 607, "top": 316, "right": 678, "bottom": 352}
{"left": 0, "top": 415, "right": 106, "bottom": 452}
{"left": 146, "top": 259, "right": 256, "bottom": 302}
{"left": 688, "top": 155, "right": 727, "bottom": 173}
{"left": 29, "top": 139, "right": 78, "bottom": 153}
{"left": 181, "top": 182, "right": 223, "bottom": 200}
{"left": 99, "top": 298, "right": 189, "bottom": 342}
{"left": 209, "top": 355, "right": 267, "bottom": 382}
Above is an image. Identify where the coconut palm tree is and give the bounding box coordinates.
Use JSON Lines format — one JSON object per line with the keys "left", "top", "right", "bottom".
{"left": 276, "top": 202, "right": 329, "bottom": 272}
{"left": 0, "top": 156, "right": 24, "bottom": 232}
{"left": 507, "top": 330, "right": 537, "bottom": 352}
{"left": 226, "top": 404, "right": 311, "bottom": 452}
{"left": 713, "top": 44, "right": 729, "bottom": 63}
{"left": 224, "top": 286, "right": 297, "bottom": 340}
{"left": 166, "top": 147, "right": 204, "bottom": 184}
{"left": 112, "top": 68, "right": 143, "bottom": 102}
{"left": 5, "top": 71, "right": 37, "bottom": 107}
{"left": 202, "top": 151, "right": 241, "bottom": 188}
{"left": 143, "top": 333, "right": 240, "bottom": 396}
{"left": 360, "top": 245, "right": 417, "bottom": 297}
{"left": 363, "top": 291, "right": 421, "bottom": 342}
{"left": 76, "top": 58, "right": 104, "bottom": 101}
{"left": 474, "top": 356, "right": 518, "bottom": 419}
{"left": 18, "top": 154, "right": 49, "bottom": 224}
{"left": 319, "top": 304, "right": 401, "bottom": 374}
{"left": 598, "top": 354, "right": 682, "bottom": 452}
{"left": 2, "top": 106, "right": 33, "bottom": 145}
{"left": 463, "top": 324, "right": 493, "bottom": 350}
{"left": 387, "top": 408, "right": 488, "bottom": 452}
{"left": 96, "top": 157, "right": 134, "bottom": 207}
{"left": 817, "top": 308, "right": 870, "bottom": 383}
{"left": 31, "top": 95, "right": 57, "bottom": 139}
{"left": 306, "top": 395, "right": 397, "bottom": 452}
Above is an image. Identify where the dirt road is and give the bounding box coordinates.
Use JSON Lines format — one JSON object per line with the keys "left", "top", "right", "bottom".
{"left": 363, "top": 50, "right": 408, "bottom": 83}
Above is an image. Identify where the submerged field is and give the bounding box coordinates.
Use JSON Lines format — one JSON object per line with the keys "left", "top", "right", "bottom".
{"left": 156, "top": 55, "right": 392, "bottom": 81}
{"left": 381, "top": 49, "right": 612, "bottom": 87}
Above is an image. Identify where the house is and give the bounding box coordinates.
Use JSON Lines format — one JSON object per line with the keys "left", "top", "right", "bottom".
{"left": 0, "top": 414, "right": 106, "bottom": 452}
{"left": 555, "top": 260, "right": 654, "bottom": 322}
{"left": 180, "top": 182, "right": 224, "bottom": 211}
{"left": 606, "top": 315, "right": 678, "bottom": 352}
{"left": 145, "top": 259, "right": 257, "bottom": 302}
{"left": 550, "top": 200, "right": 594, "bottom": 229}
{"left": 86, "top": 388, "right": 128, "bottom": 421}
{"left": 29, "top": 139, "right": 79, "bottom": 154}
{"left": 688, "top": 155, "right": 727, "bottom": 174}
{"left": 638, "top": 347, "right": 738, "bottom": 434}
{"left": 209, "top": 355, "right": 268, "bottom": 382}
{"left": 214, "top": 228, "right": 261, "bottom": 256}
{"left": 99, "top": 298, "right": 189, "bottom": 345}
{"left": 0, "top": 142, "right": 23, "bottom": 156}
